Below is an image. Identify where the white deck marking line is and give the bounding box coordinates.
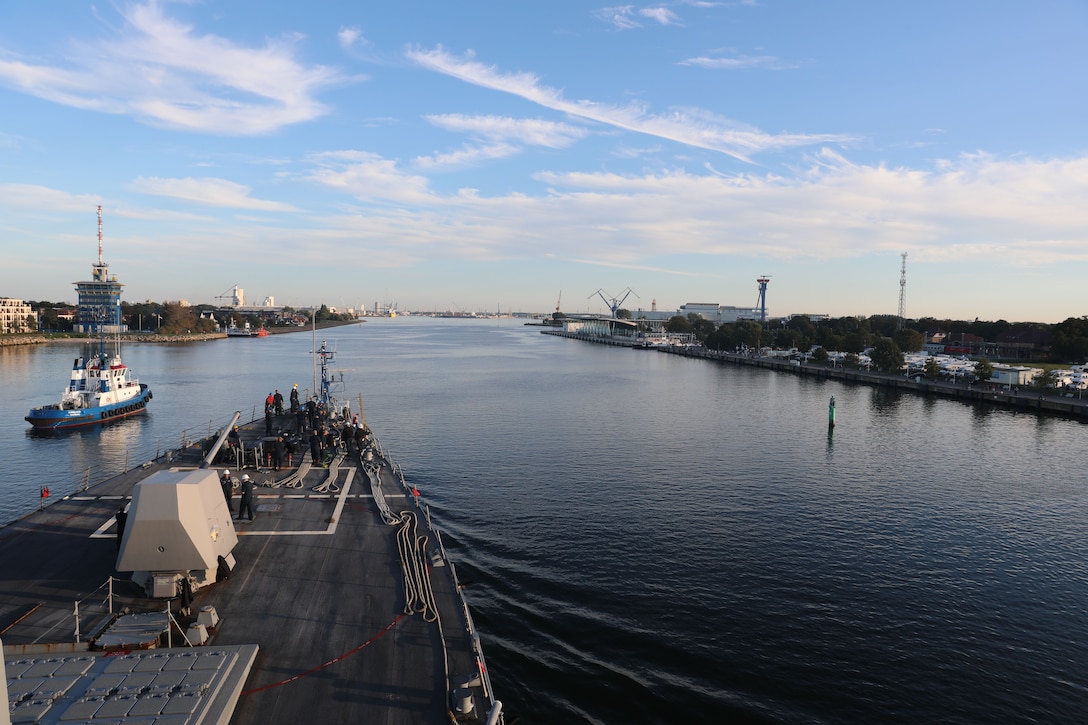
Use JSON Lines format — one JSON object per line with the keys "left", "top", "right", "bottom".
{"left": 238, "top": 467, "right": 354, "bottom": 537}
{"left": 90, "top": 518, "right": 119, "bottom": 538}
{"left": 85, "top": 466, "right": 397, "bottom": 538}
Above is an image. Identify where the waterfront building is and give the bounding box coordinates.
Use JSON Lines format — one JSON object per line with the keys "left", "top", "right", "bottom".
{"left": 75, "top": 207, "right": 125, "bottom": 333}
{"left": 559, "top": 316, "right": 637, "bottom": 339}
{"left": 0, "top": 297, "right": 35, "bottom": 333}
{"left": 74, "top": 263, "right": 124, "bottom": 333}
{"left": 989, "top": 365, "right": 1044, "bottom": 387}
{"left": 631, "top": 302, "right": 763, "bottom": 327}
{"left": 215, "top": 285, "right": 284, "bottom": 319}
{"left": 994, "top": 325, "right": 1051, "bottom": 360}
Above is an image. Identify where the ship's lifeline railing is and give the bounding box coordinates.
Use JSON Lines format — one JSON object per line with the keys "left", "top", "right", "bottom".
{"left": 78, "top": 583, "right": 197, "bottom": 650}
{"left": 432, "top": 524, "right": 503, "bottom": 722}
{"left": 377, "top": 439, "right": 504, "bottom": 724}
{"left": 72, "top": 577, "right": 116, "bottom": 643}
{"left": 8, "top": 579, "right": 120, "bottom": 644}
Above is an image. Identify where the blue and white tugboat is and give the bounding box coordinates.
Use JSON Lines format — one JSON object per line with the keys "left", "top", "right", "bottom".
{"left": 26, "top": 205, "right": 153, "bottom": 430}
{"left": 25, "top": 339, "right": 152, "bottom": 430}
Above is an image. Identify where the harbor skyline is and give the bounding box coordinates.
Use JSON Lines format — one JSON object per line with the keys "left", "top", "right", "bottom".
{"left": 1, "top": 2, "right": 1086, "bottom": 322}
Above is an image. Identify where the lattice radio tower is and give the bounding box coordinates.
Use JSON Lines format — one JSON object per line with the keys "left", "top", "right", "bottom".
{"left": 897, "top": 253, "right": 908, "bottom": 330}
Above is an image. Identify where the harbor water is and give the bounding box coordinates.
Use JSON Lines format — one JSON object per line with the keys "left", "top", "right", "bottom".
{"left": 3, "top": 318, "right": 1087, "bottom": 723}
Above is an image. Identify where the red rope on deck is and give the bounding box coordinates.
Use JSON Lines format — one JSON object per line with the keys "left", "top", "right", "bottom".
{"left": 240, "top": 613, "right": 407, "bottom": 695}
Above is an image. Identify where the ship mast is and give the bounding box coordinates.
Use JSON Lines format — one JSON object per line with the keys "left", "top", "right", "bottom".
{"left": 97, "top": 206, "right": 108, "bottom": 359}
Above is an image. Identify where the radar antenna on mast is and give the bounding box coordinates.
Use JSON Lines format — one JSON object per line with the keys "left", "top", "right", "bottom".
{"left": 96, "top": 205, "right": 104, "bottom": 267}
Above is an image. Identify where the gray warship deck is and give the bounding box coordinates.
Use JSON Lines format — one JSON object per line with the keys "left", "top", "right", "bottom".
{"left": 1, "top": 417, "right": 498, "bottom": 724}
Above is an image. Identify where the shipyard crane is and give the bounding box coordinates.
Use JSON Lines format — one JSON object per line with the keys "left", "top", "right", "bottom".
{"left": 216, "top": 285, "right": 243, "bottom": 308}
{"left": 551, "top": 291, "right": 565, "bottom": 321}
{"left": 589, "top": 287, "right": 639, "bottom": 317}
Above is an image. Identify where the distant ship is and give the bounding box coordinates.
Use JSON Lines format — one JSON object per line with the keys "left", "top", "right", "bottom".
{"left": 25, "top": 339, "right": 152, "bottom": 429}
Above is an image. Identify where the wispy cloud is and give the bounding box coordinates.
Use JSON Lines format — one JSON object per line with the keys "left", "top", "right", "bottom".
{"left": 130, "top": 177, "right": 297, "bottom": 211}
{"left": 681, "top": 54, "right": 793, "bottom": 70}
{"left": 0, "top": 131, "right": 23, "bottom": 151}
{"left": 596, "top": 6, "right": 643, "bottom": 30}
{"left": 613, "top": 144, "right": 664, "bottom": 158}
{"left": 307, "top": 151, "right": 435, "bottom": 204}
{"left": 596, "top": 5, "right": 683, "bottom": 29}
{"left": 0, "top": 184, "right": 100, "bottom": 212}
{"left": 415, "top": 114, "right": 589, "bottom": 169}
{"left": 338, "top": 26, "right": 367, "bottom": 51}
{"left": 426, "top": 114, "right": 588, "bottom": 148}
{"left": 0, "top": 1, "right": 342, "bottom": 134}
{"left": 407, "top": 46, "right": 851, "bottom": 162}
{"left": 15, "top": 149, "right": 1077, "bottom": 309}
{"left": 238, "top": 148, "right": 1088, "bottom": 286}
{"left": 414, "top": 143, "right": 520, "bottom": 171}
{"left": 640, "top": 7, "right": 682, "bottom": 25}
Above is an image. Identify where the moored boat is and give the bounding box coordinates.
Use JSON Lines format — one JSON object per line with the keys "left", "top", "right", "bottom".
{"left": 226, "top": 321, "right": 253, "bottom": 337}
{"left": 226, "top": 321, "right": 268, "bottom": 337}
{"left": 24, "top": 341, "right": 152, "bottom": 430}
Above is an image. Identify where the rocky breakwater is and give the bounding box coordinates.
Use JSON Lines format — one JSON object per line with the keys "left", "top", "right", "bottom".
{"left": 123, "top": 332, "right": 226, "bottom": 343}
{"left": 0, "top": 335, "right": 48, "bottom": 347}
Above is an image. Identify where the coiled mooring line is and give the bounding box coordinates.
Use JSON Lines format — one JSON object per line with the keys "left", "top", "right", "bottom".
{"left": 311, "top": 453, "right": 345, "bottom": 494}
{"left": 396, "top": 511, "right": 439, "bottom": 622}
{"left": 262, "top": 460, "right": 309, "bottom": 489}
{"left": 365, "top": 460, "right": 399, "bottom": 525}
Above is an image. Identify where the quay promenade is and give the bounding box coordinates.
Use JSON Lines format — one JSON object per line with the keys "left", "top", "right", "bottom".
{"left": 542, "top": 329, "right": 1088, "bottom": 422}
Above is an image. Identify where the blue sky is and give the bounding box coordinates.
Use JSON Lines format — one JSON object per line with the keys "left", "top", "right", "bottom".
{"left": 1, "top": 1, "right": 1086, "bottom": 321}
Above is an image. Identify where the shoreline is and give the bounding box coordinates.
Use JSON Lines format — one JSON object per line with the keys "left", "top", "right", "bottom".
{"left": 675, "top": 347, "right": 1088, "bottom": 421}
{"left": 670, "top": 347, "right": 1088, "bottom": 421}
{"left": 543, "top": 330, "right": 1088, "bottom": 422}
{"left": 0, "top": 319, "right": 363, "bottom": 347}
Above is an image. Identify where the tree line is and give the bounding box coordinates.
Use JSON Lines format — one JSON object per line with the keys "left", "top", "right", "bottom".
{"left": 642, "top": 312, "right": 1088, "bottom": 367}
{"left": 25, "top": 301, "right": 355, "bottom": 335}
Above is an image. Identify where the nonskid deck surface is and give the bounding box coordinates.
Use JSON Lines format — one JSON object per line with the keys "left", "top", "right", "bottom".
{"left": 1, "top": 415, "right": 487, "bottom": 724}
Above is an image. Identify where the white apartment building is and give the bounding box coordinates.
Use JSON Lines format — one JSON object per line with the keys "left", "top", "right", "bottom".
{"left": 0, "top": 297, "right": 35, "bottom": 334}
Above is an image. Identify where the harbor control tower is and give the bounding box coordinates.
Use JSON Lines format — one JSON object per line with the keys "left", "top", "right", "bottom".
{"left": 74, "top": 206, "right": 125, "bottom": 333}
